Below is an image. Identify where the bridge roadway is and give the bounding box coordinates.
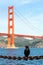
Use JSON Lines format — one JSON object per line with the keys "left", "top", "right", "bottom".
{"left": 0, "top": 33, "right": 43, "bottom": 38}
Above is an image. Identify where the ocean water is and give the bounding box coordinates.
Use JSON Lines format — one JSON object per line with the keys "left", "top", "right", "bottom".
{"left": 0, "top": 48, "right": 43, "bottom": 65}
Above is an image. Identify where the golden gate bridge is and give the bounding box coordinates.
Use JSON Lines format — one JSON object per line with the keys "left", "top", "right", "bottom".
{"left": 0, "top": 6, "right": 43, "bottom": 48}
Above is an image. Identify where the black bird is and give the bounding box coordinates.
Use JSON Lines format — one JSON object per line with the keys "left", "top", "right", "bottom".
{"left": 24, "top": 46, "right": 30, "bottom": 57}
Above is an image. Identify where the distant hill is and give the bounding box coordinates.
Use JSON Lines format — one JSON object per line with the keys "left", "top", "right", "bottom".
{"left": 0, "top": 36, "right": 43, "bottom": 48}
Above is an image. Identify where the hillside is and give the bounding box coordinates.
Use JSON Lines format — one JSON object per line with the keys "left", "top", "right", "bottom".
{"left": 0, "top": 36, "right": 43, "bottom": 48}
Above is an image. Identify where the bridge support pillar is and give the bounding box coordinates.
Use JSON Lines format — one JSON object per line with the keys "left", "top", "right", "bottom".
{"left": 8, "top": 6, "right": 15, "bottom": 48}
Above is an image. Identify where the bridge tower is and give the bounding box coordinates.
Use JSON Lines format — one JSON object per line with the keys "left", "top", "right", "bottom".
{"left": 8, "top": 6, "right": 15, "bottom": 48}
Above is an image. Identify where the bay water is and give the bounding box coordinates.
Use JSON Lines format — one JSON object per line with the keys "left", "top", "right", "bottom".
{"left": 0, "top": 48, "right": 43, "bottom": 65}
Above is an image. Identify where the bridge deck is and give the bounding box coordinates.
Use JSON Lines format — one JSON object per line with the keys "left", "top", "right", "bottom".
{"left": 0, "top": 33, "right": 43, "bottom": 38}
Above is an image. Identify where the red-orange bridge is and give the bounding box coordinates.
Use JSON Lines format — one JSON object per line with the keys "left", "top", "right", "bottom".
{"left": 0, "top": 6, "right": 43, "bottom": 48}
{"left": 0, "top": 33, "right": 43, "bottom": 38}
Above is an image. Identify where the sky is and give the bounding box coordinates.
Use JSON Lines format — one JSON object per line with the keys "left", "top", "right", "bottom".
{"left": 0, "top": 0, "right": 43, "bottom": 36}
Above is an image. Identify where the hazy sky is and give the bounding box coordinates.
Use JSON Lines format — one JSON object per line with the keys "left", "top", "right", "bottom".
{"left": 0, "top": 0, "right": 43, "bottom": 36}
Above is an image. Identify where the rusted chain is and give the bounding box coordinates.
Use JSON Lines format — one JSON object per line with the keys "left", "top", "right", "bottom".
{"left": 0, "top": 55, "right": 43, "bottom": 60}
